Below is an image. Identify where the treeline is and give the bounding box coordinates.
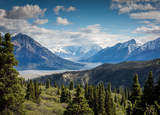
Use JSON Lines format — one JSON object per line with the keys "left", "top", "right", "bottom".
{"left": 55, "top": 71, "right": 160, "bottom": 115}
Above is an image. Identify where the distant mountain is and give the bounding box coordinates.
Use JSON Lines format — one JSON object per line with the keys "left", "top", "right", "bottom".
{"left": 36, "top": 59, "right": 160, "bottom": 88}
{"left": 52, "top": 44, "right": 102, "bottom": 61}
{"left": 84, "top": 38, "right": 160, "bottom": 63}
{"left": 127, "top": 38, "right": 160, "bottom": 61}
{"left": 12, "top": 33, "right": 83, "bottom": 70}
{"left": 84, "top": 39, "right": 141, "bottom": 63}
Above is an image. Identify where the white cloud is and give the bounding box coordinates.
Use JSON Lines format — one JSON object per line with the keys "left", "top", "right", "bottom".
{"left": 53, "top": 6, "right": 76, "bottom": 15}
{"left": 66, "top": 6, "right": 76, "bottom": 12}
{"left": 53, "top": 6, "right": 64, "bottom": 15}
{"left": 56, "top": 17, "right": 71, "bottom": 25}
{"left": 5, "top": 4, "right": 46, "bottom": 19}
{"left": 0, "top": 16, "right": 132, "bottom": 50}
{"left": 133, "top": 25, "right": 160, "bottom": 35}
{"left": 80, "top": 24, "right": 102, "bottom": 33}
{"left": 130, "top": 11, "right": 160, "bottom": 22}
{"left": 0, "top": 9, "right": 6, "bottom": 18}
{"left": 33, "top": 19, "right": 48, "bottom": 25}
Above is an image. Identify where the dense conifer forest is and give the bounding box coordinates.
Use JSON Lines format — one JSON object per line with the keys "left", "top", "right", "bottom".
{"left": 0, "top": 33, "right": 160, "bottom": 115}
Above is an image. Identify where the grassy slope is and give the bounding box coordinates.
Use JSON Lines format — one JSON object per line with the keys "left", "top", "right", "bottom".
{"left": 23, "top": 87, "right": 67, "bottom": 115}
{"left": 23, "top": 86, "right": 126, "bottom": 115}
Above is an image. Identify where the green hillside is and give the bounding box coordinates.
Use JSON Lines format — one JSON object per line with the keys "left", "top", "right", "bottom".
{"left": 36, "top": 59, "right": 160, "bottom": 87}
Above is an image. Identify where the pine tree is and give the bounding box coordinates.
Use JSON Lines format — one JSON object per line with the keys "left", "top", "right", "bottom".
{"left": 0, "top": 33, "right": 25, "bottom": 115}
{"left": 155, "top": 76, "right": 160, "bottom": 114}
{"left": 93, "top": 86, "right": 99, "bottom": 115}
{"left": 130, "top": 74, "right": 143, "bottom": 115}
{"left": 46, "top": 79, "right": 50, "bottom": 89}
{"left": 130, "top": 73, "right": 142, "bottom": 104}
{"left": 25, "top": 80, "right": 35, "bottom": 101}
{"left": 69, "top": 81, "right": 74, "bottom": 90}
{"left": 54, "top": 81, "right": 58, "bottom": 88}
{"left": 64, "top": 85, "right": 94, "bottom": 115}
{"left": 34, "top": 81, "right": 41, "bottom": 104}
{"left": 126, "top": 101, "right": 133, "bottom": 115}
{"left": 143, "top": 71, "right": 154, "bottom": 105}
{"left": 57, "top": 88, "right": 61, "bottom": 95}
{"left": 98, "top": 83, "right": 106, "bottom": 115}
{"left": 60, "top": 85, "right": 71, "bottom": 103}
{"left": 87, "top": 85, "right": 94, "bottom": 109}
{"left": 155, "top": 75, "right": 160, "bottom": 104}
{"left": 105, "top": 83, "right": 116, "bottom": 115}
{"left": 85, "top": 83, "right": 89, "bottom": 99}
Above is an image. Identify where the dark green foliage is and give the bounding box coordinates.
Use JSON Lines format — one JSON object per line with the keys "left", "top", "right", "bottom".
{"left": 54, "top": 81, "right": 58, "bottom": 88}
{"left": 130, "top": 74, "right": 142, "bottom": 104}
{"left": 60, "top": 85, "right": 71, "bottom": 103}
{"left": 46, "top": 79, "right": 51, "bottom": 89}
{"left": 57, "top": 88, "right": 61, "bottom": 95}
{"left": 84, "top": 83, "right": 88, "bottom": 99}
{"left": 87, "top": 86, "right": 94, "bottom": 109}
{"left": 34, "top": 81, "right": 41, "bottom": 104}
{"left": 105, "top": 83, "right": 116, "bottom": 115}
{"left": 0, "top": 33, "right": 25, "bottom": 115}
{"left": 155, "top": 76, "right": 160, "bottom": 104}
{"left": 126, "top": 101, "right": 133, "bottom": 115}
{"left": 98, "top": 83, "right": 106, "bottom": 115}
{"left": 69, "top": 81, "right": 74, "bottom": 90}
{"left": 64, "top": 85, "right": 94, "bottom": 115}
{"left": 25, "top": 80, "right": 35, "bottom": 101}
{"left": 93, "top": 86, "right": 99, "bottom": 115}
{"left": 143, "top": 71, "right": 154, "bottom": 105}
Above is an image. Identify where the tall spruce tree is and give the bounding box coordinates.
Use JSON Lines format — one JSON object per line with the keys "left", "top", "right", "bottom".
{"left": 0, "top": 33, "right": 25, "bottom": 115}
{"left": 155, "top": 75, "right": 160, "bottom": 104}
{"left": 64, "top": 85, "right": 94, "bottom": 115}
{"left": 54, "top": 81, "right": 58, "bottom": 88}
{"left": 155, "top": 76, "right": 160, "bottom": 114}
{"left": 60, "top": 85, "right": 71, "bottom": 103}
{"left": 46, "top": 79, "right": 51, "bottom": 89}
{"left": 69, "top": 81, "right": 74, "bottom": 90}
{"left": 87, "top": 85, "right": 94, "bottom": 109}
{"left": 85, "top": 83, "right": 89, "bottom": 100}
{"left": 143, "top": 71, "right": 154, "bottom": 105}
{"left": 130, "top": 74, "right": 142, "bottom": 104}
{"left": 98, "top": 83, "right": 106, "bottom": 115}
{"left": 105, "top": 83, "right": 116, "bottom": 115}
{"left": 34, "top": 81, "right": 41, "bottom": 104}
{"left": 93, "top": 86, "right": 99, "bottom": 115}
{"left": 25, "top": 80, "right": 35, "bottom": 101}
{"left": 130, "top": 74, "right": 143, "bottom": 115}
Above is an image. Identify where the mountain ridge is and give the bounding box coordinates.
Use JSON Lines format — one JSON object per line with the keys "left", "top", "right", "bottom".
{"left": 83, "top": 38, "right": 160, "bottom": 63}
{"left": 12, "top": 33, "right": 83, "bottom": 70}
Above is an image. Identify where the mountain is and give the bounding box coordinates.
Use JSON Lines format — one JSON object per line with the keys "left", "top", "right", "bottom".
{"left": 84, "top": 39, "right": 140, "bottom": 63}
{"left": 12, "top": 33, "right": 83, "bottom": 70}
{"left": 52, "top": 44, "right": 102, "bottom": 61}
{"left": 127, "top": 38, "right": 160, "bottom": 61}
{"left": 84, "top": 38, "right": 160, "bottom": 63}
{"left": 36, "top": 59, "right": 160, "bottom": 88}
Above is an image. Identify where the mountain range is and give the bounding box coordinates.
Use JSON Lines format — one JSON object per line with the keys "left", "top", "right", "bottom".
{"left": 52, "top": 44, "right": 102, "bottom": 61}
{"left": 83, "top": 38, "right": 160, "bottom": 63}
{"left": 12, "top": 33, "right": 83, "bottom": 70}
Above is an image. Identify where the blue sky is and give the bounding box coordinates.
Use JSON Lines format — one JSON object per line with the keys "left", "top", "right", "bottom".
{"left": 0, "top": 0, "right": 160, "bottom": 51}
